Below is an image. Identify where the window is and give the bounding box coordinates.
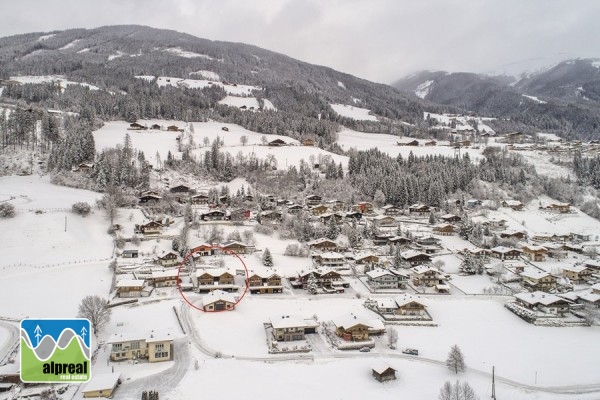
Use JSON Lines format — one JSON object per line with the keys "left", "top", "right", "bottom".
{"left": 155, "top": 343, "right": 164, "bottom": 351}
{"left": 131, "top": 341, "right": 140, "bottom": 350}
{"left": 113, "top": 343, "right": 122, "bottom": 351}
{"left": 155, "top": 352, "right": 168, "bottom": 358}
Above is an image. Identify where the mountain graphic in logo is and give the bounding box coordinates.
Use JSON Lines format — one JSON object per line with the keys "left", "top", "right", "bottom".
{"left": 20, "top": 319, "right": 91, "bottom": 383}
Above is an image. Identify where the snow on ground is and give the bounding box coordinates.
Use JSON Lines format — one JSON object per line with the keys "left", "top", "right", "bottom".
{"left": 450, "top": 275, "right": 497, "bottom": 294}
{"left": 516, "top": 150, "right": 573, "bottom": 179}
{"left": 537, "top": 132, "right": 562, "bottom": 142}
{"left": 336, "top": 128, "right": 485, "bottom": 160}
{"left": 189, "top": 70, "right": 221, "bottom": 81}
{"left": 137, "top": 76, "right": 260, "bottom": 96}
{"left": 9, "top": 75, "right": 99, "bottom": 91}
{"left": 218, "top": 96, "right": 260, "bottom": 109}
{"left": 330, "top": 103, "right": 378, "bottom": 121}
{"left": 337, "top": 81, "right": 346, "bottom": 89}
{"left": 415, "top": 80, "right": 434, "bottom": 99}
{"left": 58, "top": 39, "right": 81, "bottom": 50}
{"left": 424, "top": 112, "right": 496, "bottom": 134}
{"left": 77, "top": 48, "right": 90, "bottom": 53}
{"left": 108, "top": 51, "right": 126, "bottom": 61}
{"left": 523, "top": 94, "right": 547, "bottom": 104}
{"left": 37, "top": 33, "right": 55, "bottom": 41}
{"left": 0, "top": 325, "right": 8, "bottom": 348}
{"left": 162, "top": 47, "right": 220, "bottom": 61}
{"left": 0, "top": 175, "right": 113, "bottom": 267}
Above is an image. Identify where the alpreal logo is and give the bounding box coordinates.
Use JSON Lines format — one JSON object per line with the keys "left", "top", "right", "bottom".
{"left": 20, "top": 318, "right": 91, "bottom": 383}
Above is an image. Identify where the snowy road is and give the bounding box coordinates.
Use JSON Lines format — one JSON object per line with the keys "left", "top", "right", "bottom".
{"left": 178, "top": 303, "right": 600, "bottom": 395}
{"left": 112, "top": 338, "right": 191, "bottom": 400}
{"left": 0, "top": 320, "right": 19, "bottom": 365}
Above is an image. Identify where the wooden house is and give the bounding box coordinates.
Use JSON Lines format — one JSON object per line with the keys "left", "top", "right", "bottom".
{"left": 82, "top": 373, "right": 122, "bottom": 398}
{"left": 490, "top": 246, "right": 521, "bottom": 260}
{"left": 248, "top": 272, "right": 283, "bottom": 294}
{"left": 201, "top": 210, "right": 228, "bottom": 221}
{"left": 373, "top": 214, "right": 397, "bottom": 227}
{"left": 501, "top": 200, "right": 524, "bottom": 211}
{"left": 408, "top": 204, "right": 430, "bottom": 215}
{"left": 393, "top": 294, "right": 427, "bottom": 316}
{"left": 411, "top": 265, "right": 444, "bottom": 287}
{"left": 424, "top": 140, "right": 437, "bottom": 146}
{"left": 196, "top": 268, "right": 235, "bottom": 291}
{"left": 169, "top": 185, "right": 190, "bottom": 194}
{"left": 432, "top": 223, "right": 455, "bottom": 236}
{"left": 305, "top": 195, "right": 323, "bottom": 206}
{"left": 401, "top": 250, "right": 431, "bottom": 266}
{"left": 139, "top": 194, "right": 162, "bottom": 204}
{"left": 545, "top": 203, "right": 571, "bottom": 214}
{"left": 439, "top": 214, "right": 461, "bottom": 223}
{"left": 372, "top": 233, "right": 394, "bottom": 246}
{"left": 129, "top": 122, "right": 147, "bottom": 130}
{"left": 520, "top": 269, "right": 557, "bottom": 291}
{"left": 466, "top": 199, "right": 482, "bottom": 208}
{"left": 260, "top": 210, "right": 284, "bottom": 222}
{"left": 310, "top": 204, "right": 329, "bottom": 215}
{"left": 382, "top": 204, "right": 402, "bottom": 216}
{"left": 326, "top": 199, "right": 346, "bottom": 211}
{"left": 514, "top": 292, "right": 570, "bottom": 316}
{"left": 500, "top": 230, "right": 526, "bottom": 240}
{"left": 116, "top": 279, "right": 146, "bottom": 298}
{"left": 302, "top": 138, "right": 315, "bottom": 146}
{"left": 345, "top": 211, "right": 363, "bottom": 221}
{"left": 522, "top": 245, "right": 548, "bottom": 262}
{"left": 190, "top": 242, "right": 214, "bottom": 257}
{"left": 150, "top": 270, "right": 179, "bottom": 287}
{"left": 269, "top": 315, "right": 308, "bottom": 341}
{"left": 167, "top": 125, "right": 183, "bottom": 132}
{"left": 313, "top": 252, "right": 345, "bottom": 267}
{"left": 319, "top": 212, "right": 344, "bottom": 224}
{"left": 562, "top": 265, "right": 592, "bottom": 284}
{"left": 267, "top": 138, "right": 287, "bottom": 146}
{"left": 353, "top": 201, "right": 374, "bottom": 213}
{"left": 398, "top": 140, "right": 419, "bottom": 146}
{"left": 221, "top": 240, "right": 253, "bottom": 254}
{"left": 122, "top": 249, "right": 139, "bottom": 258}
{"left": 332, "top": 316, "right": 371, "bottom": 341}
{"left": 353, "top": 252, "right": 380, "bottom": 265}
{"left": 191, "top": 193, "right": 209, "bottom": 205}
{"left": 372, "top": 362, "right": 397, "bottom": 382}
{"left": 155, "top": 251, "right": 179, "bottom": 267}
{"left": 365, "top": 268, "right": 407, "bottom": 289}
{"left": 542, "top": 242, "right": 568, "bottom": 259}
{"left": 308, "top": 238, "right": 338, "bottom": 252}
{"left": 287, "top": 204, "right": 303, "bottom": 214}
{"left": 150, "top": 124, "right": 162, "bottom": 130}
{"left": 137, "top": 220, "right": 162, "bottom": 235}
{"left": 202, "top": 290, "right": 236, "bottom": 311}
{"left": 296, "top": 269, "right": 342, "bottom": 289}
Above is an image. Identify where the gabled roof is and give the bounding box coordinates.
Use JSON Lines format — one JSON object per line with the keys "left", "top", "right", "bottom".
{"left": 371, "top": 361, "right": 395, "bottom": 375}
{"left": 331, "top": 315, "right": 372, "bottom": 330}
{"left": 196, "top": 268, "right": 232, "bottom": 278}
{"left": 411, "top": 265, "right": 440, "bottom": 275}
{"left": 151, "top": 270, "right": 179, "bottom": 279}
{"left": 491, "top": 246, "right": 520, "bottom": 254}
{"left": 520, "top": 269, "right": 552, "bottom": 280}
{"left": 514, "top": 291, "right": 568, "bottom": 306}
{"left": 401, "top": 250, "right": 429, "bottom": 259}
{"left": 116, "top": 279, "right": 145, "bottom": 288}
{"left": 82, "top": 373, "right": 121, "bottom": 393}
{"left": 202, "top": 290, "right": 236, "bottom": 306}
{"left": 270, "top": 315, "right": 308, "bottom": 330}
{"left": 366, "top": 268, "right": 395, "bottom": 279}
{"left": 393, "top": 294, "right": 426, "bottom": 308}
{"left": 309, "top": 238, "right": 337, "bottom": 246}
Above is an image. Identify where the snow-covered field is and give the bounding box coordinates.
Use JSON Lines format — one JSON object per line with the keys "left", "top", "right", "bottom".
{"left": 0, "top": 176, "right": 113, "bottom": 267}
{"left": 330, "top": 103, "right": 378, "bottom": 121}
{"left": 218, "top": 95, "right": 276, "bottom": 110}
{"left": 415, "top": 80, "right": 434, "bottom": 99}
{"left": 189, "top": 70, "right": 221, "bottom": 81}
{"left": 9, "top": 75, "right": 99, "bottom": 91}
{"left": 424, "top": 112, "right": 496, "bottom": 134}
{"left": 135, "top": 76, "right": 260, "bottom": 96}
{"left": 162, "top": 47, "right": 220, "bottom": 61}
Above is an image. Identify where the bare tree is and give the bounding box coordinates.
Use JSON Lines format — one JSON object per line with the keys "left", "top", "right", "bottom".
{"left": 446, "top": 344, "right": 466, "bottom": 374}
{"left": 387, "top": 327, "right": 398, "bottom": 349}
{"left": 77, "top": 295, "right": 111, "bottom": 335}
{"left": 240, "top": 135, "right": 248, "bottom": 146}
{"left": 584, "top": 246, "right": 598, "bottom": 260}
{"left": 439, "top": 380, "right": 479, "bottom": 400}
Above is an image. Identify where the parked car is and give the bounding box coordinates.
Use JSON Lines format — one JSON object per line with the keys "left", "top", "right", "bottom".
{"left": 402, "top": 348, "right": 419, "bottom": 355}
{"left": 359, "top": 347, "right": 371, "bottom": 352}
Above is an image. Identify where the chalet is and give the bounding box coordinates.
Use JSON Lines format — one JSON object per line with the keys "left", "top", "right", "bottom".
{"left": 424, "top": 140, "right": 437, "bottom": 146}
{"left": 520, "top": 269, "right": 557, "bottom": 292}
{"left": 202, "top": 290, "right": 236, "bottom": 311}
{"left": 150, "top": 124, "right": 162, "bottom": 130}
{"left": 467, "top": 247, "right": 491, "bottom": 260}
{"left": 190, "top": 243, "right": 214, "bottom": 257}
{"left": 372, "top": 233, "right": 394, "bottom": 246}
{"left": 296, "top": 269, "right": 342, "bottom": 288}
{"left": 201, "top": 210, "right": 228, "bottom": 221}
{"left": 116, "top": 280, "right": 146, "bottom": 298}
{"left": 287, "top": 204, "right": 303, "bottom": 214}
{"left": 576, "top": 291, "right": 600, "bottom": 309}
{"left": 562, "top": 265, "right": 592, "bottom": 284}
{"left": 466, "top": 199, "right": 482, "bottom": 208}
{"left": 248, "top": 272, "right": 283, "bottom": 294}
{"left": 382, "top": 204, "right": 402, "bottom": 216}
{"left": 74, "top": 162, "right": 94, "bottom": 172}
{"left": 326, "top": 199, "right": 346, "bottom": 211}
{"left": 432, "top": 223, "right": 455, "bottom": 236}
{"left": 310, "top": 204, "right": 329, "bottom": 215}
{"left": 139, "top": 194, "right": 162, "bottom": 204}
{"left": 366, "top": 268, "right": 407, "bottom": 289}
{"left": 267, "top": 138, "right": 287, "bottom": 146}
{"left": 156, "top": 251, "right": 179, "bottom": 267}
{"left": 269, "top": 316, "right": 307, "bottom": 341}
{"left": 353, "top": 202, "right": 375, "bottom": 213}
{"left": 169, "top": 185, "right": 190, "bottom": 194}
{"left": 501, "top": 200, "right": 524, "bottom": 211}
{"left": 490, "top": 246, "right": 521, "bottom": 260}
{"left": 129, "top": 122, "right": 147, "bottom": 130}
{"left": 388, "top": 236, "right": 412, "bottom": 247}
{"left": 542, "top": 242, "right": 568, "bottom": 259}
{"left": 276, "top": 198, "right": 289, "bottom": 206}
{"left": 108, "top": 332, "right": 173, "bottom": 362}
{"left": 500, "top": 229, "right": 526, "bottom": 240}
{"left": 565, "top": 243, "right": 584, "bottom": 253}
{"left": 305, "top": 194, "right": 322, "bottom": 206}
{"left": 522, "top": 245, "right": 548, "bottom": 262}
{"left": 571, "top": 232, "right": 592, "bottom": 242}
{"left": 345, "top": 211, "right": 363, "bottom": 221}
{"left": 401, "top": 250, "right": 431, "bottom": 266}
{"left": 514, "top": 292, "right": 570, "bottom": 316}
{"left": 221, "top": 240, "right": 253, "bottom": 254}
{"left": 320, "top": 212, "right": 344, "bottom": 224}
{"left": 414, "top": 235, "right": 441, "bottom": 247}
{"left": 302, "top": 138, "right": 315, "bottom": 146}
{"left": 260, "top": 210, "right": 283, "bottom": 222}
{"left": 398, "top": 140, "right": 419, "bottom": 146}
{"left": 489, "top": 217, "right": 508, "bottom": 228}
{"left": 408, "top": 204, "right": 430, "bottom": 215}
{"left": 244, "top": 194, "right": 255, "bottom": 202}
{"left": 592, "top": 283, "right": 600, "bottom": 295}
{"left": 167, "top": 125, "right": 183, "bottom": 132}
{"left": 122, "top": 249, "right": 139, "bottom": 258}
{"left": 332, "top": 315, "right": 371, "bottom": 341}
{"left": 392, "top": 294, "right": 427, "bottom": 316}
{"left": 308, "top": 238, "right": 338, "bottom": 252}
{"left": 150, "top": 270, "right": 179, "bottom": 287}
{"left": 373, "top": 214, "right": 397, "bottom": 227}
{"left": 353, "top": 252, "right": 380, "bottom": 264}
{"left": 439, "top": 214, "right": 461, "bottom": 223}
{"left": 411, "top": 265, "right": 444, "bottom": 287}
{"left": 137, "top": 221, "right": 162, "bottom": 235}
{"left": 313, "top": 252, "right": 345, "bottom": 267}
{"left": 82, "top": 373, "right": 122, "bottom": 398}
{"left": 190, "top": 193, "right": 209, "bottom": 205}
{"left": 583, "top": 260, "right": 600, "bottom": 273}
{"left": 545, "top": 203, "right": 571, "bottom": 214}
{"left": 196, "top": 268, "right": 235, "bottom": 291}
{"left": 372, "top": 362, "right": 397, "bottom": 383}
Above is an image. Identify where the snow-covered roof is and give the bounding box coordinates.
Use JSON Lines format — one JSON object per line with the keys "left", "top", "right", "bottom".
{"left": 382, "top": 204, "right": 400, "bottom": 209}
{"left": 366, "top": 268, "right": 394, "bottom": 279}
{"left": 151, "top": 270, "right": 179, "bottom": 279}
{"left": 116, "top": 279, "right": 145, "bottom": 288}
{"left": 562, "top": 265, "right": 588, "bottom": 273}
{"left": 578, "top": 292, "right": 600, "bottom": 303}
{"left": 491, "top": 246, "right": 520, "bottom": 254}
{"left": 514, "top": 291, "right": 567, "bottom": 306}
{"left": 401, "top": 250, "right": 428, "bottom": 259}
{"left": 107, "top": 332, "right": 146, "bottom": 343}
{"left": 202, "top": 290, "right": 236, "bottom": 305}
{"left": 331, "top": 315, "right": 372, "bottom": 329}
{"left": 196, "top": 268, "right": 232, "bottom": 278}
{"left": 270, "top": 315, "right": 308, "bottom": 330}
{"left": 309, "top": 238, "right": 337, "bottom": 245}
{"left": 317, "top": 252, "right": 345, "bottom": 260}
{"left": 376, "top": 298, "right": 398, "bottom": 309}
{"left": 591, "top": 283, "right": 600, "bottom": 291}
{"left": 522, "top": 245, "right": 547, "bottom": 252}
{"left": 373, "top": 214, "right": 395, "bottom": 221}
{"left": 394, "top": 294, "right": 426, "bottom": 308}
{"left": 82, "top": 373, "right": 121, "bottom": 393}
{"left": 411, "top": 265, "right": 439, "bottom": 275}
{"left": 146, "top": 333, "right": 175, "bottom": 343}
{"left": 440, "top": 214, "right": 459, "bottom": 219}
{"left": 353, "top": 252, "right": 378, "bottom": 261}
{"left": 585, "top": 260, "right": 600, "bottom": 268}
{"left": 371, "top": 361, "right": 395, "bottom": 374}
{"left": 520, "top": 269, "right": 551, "bottom": 280}
{"left": 503, "top": 200, "right": 523, "bottom": 206}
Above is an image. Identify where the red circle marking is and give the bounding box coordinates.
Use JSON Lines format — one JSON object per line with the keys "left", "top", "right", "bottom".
{"left": 177, "top": 244, "right": 249, "bottom": 312}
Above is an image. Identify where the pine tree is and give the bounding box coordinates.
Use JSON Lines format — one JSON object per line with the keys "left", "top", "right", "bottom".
{"left": 393, "top": 245, "right": 403, "bottom": 269}
{"left": 325, "top": 215, "right": 340, "bottom": 240}
{"left": 262, "top": 248, "right": 273, "bottom": 267}
{"left": 446, "top": 345, "right": 466, "bottom": 374}
{"left": 307, "top": 273, "right": 318, "bottom": 294}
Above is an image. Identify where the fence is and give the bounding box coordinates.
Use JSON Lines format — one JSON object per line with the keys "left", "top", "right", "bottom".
{"left": 1, "top": 257, "right": 112, "bottom": 271}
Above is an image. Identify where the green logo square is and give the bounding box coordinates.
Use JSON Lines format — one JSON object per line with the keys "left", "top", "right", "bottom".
{"left": 20, "top": 318, "right": 91, "bottom": 383}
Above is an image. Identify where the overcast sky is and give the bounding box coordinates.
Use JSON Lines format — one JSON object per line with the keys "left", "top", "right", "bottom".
{"left": 1, "top": 0, "right": 599, "bottom": 83}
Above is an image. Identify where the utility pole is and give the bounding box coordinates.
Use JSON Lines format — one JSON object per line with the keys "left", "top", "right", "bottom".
{"left": 491, "top": 365, "right": 496, "bottom": 399}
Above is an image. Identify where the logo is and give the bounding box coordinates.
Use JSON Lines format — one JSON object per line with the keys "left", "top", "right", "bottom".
{"left": 20, "top": 318, "right": 91, "bottom": 383}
